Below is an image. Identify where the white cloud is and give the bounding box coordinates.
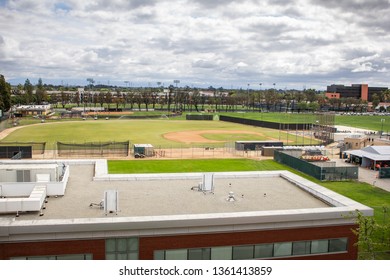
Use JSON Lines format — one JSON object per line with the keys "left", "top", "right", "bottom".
{"left": 0, "top": 0, "right": 389, "bottom": 89}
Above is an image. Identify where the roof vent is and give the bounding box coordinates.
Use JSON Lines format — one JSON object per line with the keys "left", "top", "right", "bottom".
{"left": 104, "top": 190, "right": 119, "bottom": 215}
{"left": 191, "top": 173, "right": 215, "bottom": 194}
{"left": 226, "top": 191, "right": 236, "bottom": 202}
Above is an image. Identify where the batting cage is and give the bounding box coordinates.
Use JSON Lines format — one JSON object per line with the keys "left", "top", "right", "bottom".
{"left": 57, "top": 141, "right": 130, "bottom": 157}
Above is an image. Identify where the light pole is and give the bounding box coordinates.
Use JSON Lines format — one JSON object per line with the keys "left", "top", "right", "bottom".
{"left": 380, "top": 119, "right": 385, "bottom": 138}
{"left": 247, "top": 83, "right": 250, "bottom": 111}
{"left": 173, "top": 80, "right": 180, "bottom": 112}
{"left": 259, "top": 83, "right": 262, "bottom": 113}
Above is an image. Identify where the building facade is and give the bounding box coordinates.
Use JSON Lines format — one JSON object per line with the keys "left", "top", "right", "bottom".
{"left": 326, "top": 84, "right": 387, "bottom": 102}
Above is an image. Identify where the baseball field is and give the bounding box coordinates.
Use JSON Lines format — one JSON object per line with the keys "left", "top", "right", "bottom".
{"left": 0, "top": 118, "right": 321, "bottom": 149}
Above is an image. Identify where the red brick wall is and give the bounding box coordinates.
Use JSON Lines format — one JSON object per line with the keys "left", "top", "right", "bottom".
{"left": 140, "top": 225, "right": 358, "bottom": 260}
{"left": 325, "top": 92, "right": 340, "bottom": 99}
{"left": 0, "top": 224, "right": 358, "bottom": 260}
{"left": 361, "top": 84, "right": 369, "bottom": 101}
{"left": 0, "top": 239, "right": 106, "bottom": 260}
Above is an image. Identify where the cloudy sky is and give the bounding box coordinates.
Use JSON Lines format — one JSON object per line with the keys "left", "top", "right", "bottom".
{"left": 0, "top": 0, "right": 389, "bottom": 90}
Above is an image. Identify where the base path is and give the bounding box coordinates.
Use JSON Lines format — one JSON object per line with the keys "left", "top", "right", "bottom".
{"left": 0, "top": 125, "right": 26, "bottom": 141}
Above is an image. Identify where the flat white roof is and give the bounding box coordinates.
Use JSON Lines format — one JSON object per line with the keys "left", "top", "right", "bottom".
{"left": 0, "top": 159, "right": 373, "bottom": 242}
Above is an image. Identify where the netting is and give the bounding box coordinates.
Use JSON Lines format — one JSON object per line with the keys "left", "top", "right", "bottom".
{"left": 57, "top": 141, "right": 129, "bottom": 157}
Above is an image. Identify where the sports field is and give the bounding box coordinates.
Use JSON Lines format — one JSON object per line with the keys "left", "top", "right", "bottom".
{"left": 221, "top": 112, "right": 390, "bottom": 131}
{"left": 0, "top": 119, "right": 320, "bottom": 149}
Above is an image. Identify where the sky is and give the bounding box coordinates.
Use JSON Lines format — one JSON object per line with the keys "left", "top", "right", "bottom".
{"left": 0, "top": 0, "right": 389, "bottom": 90}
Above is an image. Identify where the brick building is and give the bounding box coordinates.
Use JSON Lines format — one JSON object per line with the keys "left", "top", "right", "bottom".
{"left": 326, "top": 84, "right": 387, "bottom": 102}
{"left": 0, "top": 160, "right": 373, "bottom": 260}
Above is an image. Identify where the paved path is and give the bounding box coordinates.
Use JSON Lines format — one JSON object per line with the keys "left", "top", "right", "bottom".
{"left": 333, "top": 158, "right": 390, "bottom": 192}
{"left": 358, "top": 167, "right": 390, "bottom": 192}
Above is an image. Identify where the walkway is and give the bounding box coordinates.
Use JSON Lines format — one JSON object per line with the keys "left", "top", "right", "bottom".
{"left": 358, "top": 167, "right": 390, "bottom": 192}
{"left": 333, "top": 158, "right": 390, "bottom": 192}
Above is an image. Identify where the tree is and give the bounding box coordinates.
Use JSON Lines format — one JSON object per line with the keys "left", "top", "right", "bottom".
{"left": 304, "top": 88, "right": 317, "bottom": 103}
{"left": 141, "top": 88, "right": 151, "bottom": 111}
{"left": 297, "top": 101, "right": 307, "bottom": 113}
{"left": 35, "top": 78, "right": 47, "bottom": 105}
{"left": 24, "top": 78, "right": 34, "bottom": 104}
{"left": 352, "top": 210, "right": 390, "bottom": 260}
{"left": 372, "top": 94, "right": 380, "bottom": 110}
{"left": 0, "top": 74, "right": 12, "bottom": 112}
{"left": 105, "top": 91, "right": 112, "bottom": 110}
{"left": 167, "top": 85, "right": 174, "bottom": 112}
{"left": 307, "top": 102, "right": 319, "bottom": 112}
{"left": 381, "top": 89, "right": 390, "bottom": 104}
{"left": 60, "top": 88, "right": 69, "bottom": 108}
{"left": 86, "top": 78, "right": 95, "bottom": 88}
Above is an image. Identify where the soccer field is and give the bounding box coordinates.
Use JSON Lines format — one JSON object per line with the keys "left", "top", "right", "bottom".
{"left": 0, "top": 119, "right": 320, "bottom": 149}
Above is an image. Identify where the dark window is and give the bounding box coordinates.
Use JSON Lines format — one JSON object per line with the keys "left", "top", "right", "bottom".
{"left": 292, "top": 241, "right": 311, "bottom": 255}
{"left": 232, "top": 245, "right": 254, "bottom": 260}
{"left": 188, "top": 248, "right": 211, "bottom": 260}
{"left": 329, "top": 238, "right": 348, "bottom": 252}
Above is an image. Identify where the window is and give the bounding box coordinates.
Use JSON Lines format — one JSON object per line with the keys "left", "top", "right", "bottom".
{"left": 329, "top": 238, "right": 348, "bottom": 252}
{"left": 311, "top": 240, "right": 328, "bottom": 254}
{"left": 153, "top": 238, "right": 349, "bottom": 260}
{"left": 232, "top": 245, "right": 254, "bottom": 260}
{"left": 16, "top": 170, "right": 30, "bottom": 182}
{"left": 154, "top": 250, "right": 165, "bottom": 260}
{"left": 254, "top": 244, "right": 273, "bottom": 258}
{"left": 188, "top": 248, "right": 211, "bottom": 260}
{"left": 105, "top": 237, "right": 139, "bottom": 260}
{"left": 292, "top": 241, "right": 311, "bottom": 256}
{"left": 11, "top": 254, "right": 92, "bottom": 260}
{"left": 211, "top": 246, "right": 232, "bottom": 260}
{"left": 273, "top": 242, "right": 292, "bottom": 257}
{"left": 165, "top": 249, "right": 187, "bottom": 260}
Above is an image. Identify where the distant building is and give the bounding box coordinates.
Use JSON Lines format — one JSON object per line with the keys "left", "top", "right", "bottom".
{"left": 326, "top": 84, "right": 388, "bottom": 102}
{"left": 14, "top": 104, "right": 51, "bottom": 117}
{"left": 345, "top": 146, "right": 390, "bottom": 169}
{"left": 344, "top": 135, "right": 370, "bottom": 150}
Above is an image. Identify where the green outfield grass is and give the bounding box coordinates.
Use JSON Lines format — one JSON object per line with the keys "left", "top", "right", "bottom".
{"left": 335, "top": 115, "right": 390, "bottom": 131}
{"left": 218, "top": 112, "right": 317, "bottom": 123}
{"left": 218, "top": 112, "right": 390, "bottom": 132}
{"left": 1, "top": 119, "right": 319, "bottom": 149}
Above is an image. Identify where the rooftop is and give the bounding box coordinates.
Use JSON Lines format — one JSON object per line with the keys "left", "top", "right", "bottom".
{"left": 0, "top": 160, "right": 373, "bottom": 242}
{"left": 347, "top": 145, "right": 390, "bottom": 161}
{"left": 8, "top": 165, "right": 332, "bottom": 220}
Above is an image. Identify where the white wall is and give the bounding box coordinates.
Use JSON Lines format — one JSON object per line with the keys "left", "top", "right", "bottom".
{"left": 0, "top": 165, "right": 69, "bottom": 197}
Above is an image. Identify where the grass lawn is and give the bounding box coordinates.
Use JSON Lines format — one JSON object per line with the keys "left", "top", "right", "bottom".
{"left": 218, "top": 112, "right": 390, "bottom": 132}
{"left": 1, "top": 119, "right": 318, "bottom": 149}
{"left": 335, "top": 115, "right": 390, "bottom": 131}
{"left": 218, "top": 112, "right": 318, "bottom": 124}
{"left": 108, "top": 158, "right": 286, "bottom": 173}
{"left": 321, "top": 181, "right": 390, "bottom": 223}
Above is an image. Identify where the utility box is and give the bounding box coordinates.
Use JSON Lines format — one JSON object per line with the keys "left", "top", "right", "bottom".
{"left": 134, "top": 144, "right": 154, "bottom": 157}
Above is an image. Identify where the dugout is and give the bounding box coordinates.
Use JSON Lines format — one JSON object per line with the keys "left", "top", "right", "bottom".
{"left": 0, "top": 146, "right": 32, "bottom": 159}
{"left": 235, "top": 141, "right": 283, "bottom": 151}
